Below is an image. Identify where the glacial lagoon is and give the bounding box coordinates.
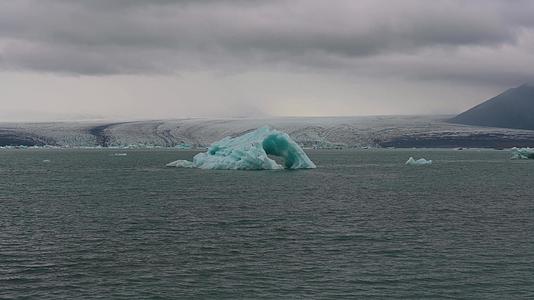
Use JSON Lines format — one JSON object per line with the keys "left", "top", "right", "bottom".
{"left": 1, "top": 148, "right": 533, "bottom": 298}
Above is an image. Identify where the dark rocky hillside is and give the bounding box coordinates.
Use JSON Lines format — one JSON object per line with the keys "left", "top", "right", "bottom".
{"left": 450, "top": 84, "right": 534, "bottom": 130}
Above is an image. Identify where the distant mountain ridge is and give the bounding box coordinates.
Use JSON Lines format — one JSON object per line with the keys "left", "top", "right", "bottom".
{"left": 449, "top": 84, "right": 534, "bottom": 130}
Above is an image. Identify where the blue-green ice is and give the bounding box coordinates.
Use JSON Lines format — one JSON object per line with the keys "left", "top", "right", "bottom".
{"left": 510, "top": 147, "right": 534, "bottom": 159}
{"left": 166, "top": 127, "right": 316, "bottom": 170}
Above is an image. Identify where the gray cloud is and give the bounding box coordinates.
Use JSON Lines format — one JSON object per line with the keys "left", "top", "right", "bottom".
{"left": 0, "top": 0, "right": 534, "bottom": 86}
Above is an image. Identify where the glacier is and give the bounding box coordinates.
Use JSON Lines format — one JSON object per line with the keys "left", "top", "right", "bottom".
{"left": 405, "top": 157, "right": 432, "bottom": 166}
{"left": 510, "top": 147, "right": 534, "bottom": 159}
{"left": 5, "top": 116, "right": 534, "bottom": 149}
{"left": 166, "top": 126, "right": 316, "bottom": 170}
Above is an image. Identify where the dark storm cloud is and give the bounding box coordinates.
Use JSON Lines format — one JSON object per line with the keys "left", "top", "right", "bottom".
{"left": 1, "top": 0, "right": 534, "bottom": 84}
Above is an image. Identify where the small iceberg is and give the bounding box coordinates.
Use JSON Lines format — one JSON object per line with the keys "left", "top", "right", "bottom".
{"left": 174, "top": 143, "right": 192, "bottom": 150}
{"left": 510, "top": 147, "right": 534, "bottom": 160}
{"left": 112, "top": 153, "right": 128, "bottom": 156}
{"left": 42, "top": 159, "right": 51, "bottom": 163}
{"left": 166, "top": 126, "right": 316, "bottom": 170}
{"left": 405, "top": 157, "right": 432, "bottom": 166}
{"left": 166, "top": 160, "right": 195, "bottom": 168}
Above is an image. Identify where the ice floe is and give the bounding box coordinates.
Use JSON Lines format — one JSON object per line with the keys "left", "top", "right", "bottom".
{"left": 165, "top": 160, "right": 195, "bottom": 168}
{"left": 405, "top": 157, "right": 432, "bottom": 166}
{"left": 510, "top": 147, "right": 534, "bottom": 159}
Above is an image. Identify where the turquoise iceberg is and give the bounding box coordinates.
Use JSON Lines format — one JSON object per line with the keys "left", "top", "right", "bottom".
{"left": 166, "top": 126, "right": 316, "bottom": 170}
{"left": 510, "top": 147, "right": 534, "bottom": 159}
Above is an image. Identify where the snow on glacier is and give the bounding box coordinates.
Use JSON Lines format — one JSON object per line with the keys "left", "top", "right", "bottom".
{"left": 405, "top": 157, "right": 432, "bottom": 166}
{"left": 510, "top": 147, "right": 534, "bottom": 159}
{"left": 166, "top": 126, "right": 316, "bottom": 170}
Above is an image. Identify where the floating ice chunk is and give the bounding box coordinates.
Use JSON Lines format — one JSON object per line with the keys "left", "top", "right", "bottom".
{"left": 166, "top": 160, "right": 195, "bottom": 168}
{"left": 174, "top": 143, "right": 192, "bottom": 150}
{"left": 405, "top": 157, "right": 432, "bottom": 165}
{"left": 166, "top": 126, "right": 316, "bottom": 170}
{"left": 42, "top": 159, "right": 51, "bottom": 163}
{"left": 112, "top": 153, "right": 128, "bottom": 156}
{"left": 510, "top": 147, "right": 534, "bottom": 159}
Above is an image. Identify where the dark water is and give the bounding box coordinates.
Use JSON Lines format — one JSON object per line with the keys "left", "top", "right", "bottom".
{"left": 1, "top": 149, "right": 533, "bottom": 299}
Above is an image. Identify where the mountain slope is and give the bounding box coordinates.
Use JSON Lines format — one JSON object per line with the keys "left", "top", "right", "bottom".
{"left": 449, "top": 84, "right": 534, "bottom": 130}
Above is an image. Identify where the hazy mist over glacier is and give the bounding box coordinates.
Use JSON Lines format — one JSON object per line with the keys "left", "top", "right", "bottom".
{"left": 1, "top": 0, "right": 534, "bottom": 121}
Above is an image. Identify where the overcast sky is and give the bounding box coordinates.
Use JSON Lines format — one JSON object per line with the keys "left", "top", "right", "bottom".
{"left": 1, "top": 0, "right": 534, "bottom": 121}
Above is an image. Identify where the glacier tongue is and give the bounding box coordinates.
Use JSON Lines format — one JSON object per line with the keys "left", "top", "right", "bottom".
{"left": 166, "top": 126, "right": 316, "bottom": 170}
